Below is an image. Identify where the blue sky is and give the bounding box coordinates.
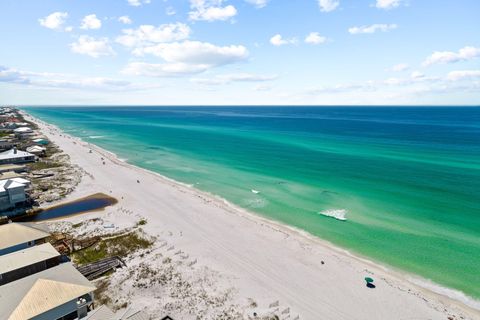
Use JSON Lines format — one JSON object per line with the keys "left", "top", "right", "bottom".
{"left": 0, "top": 0, "right": 479, "bottom": 105}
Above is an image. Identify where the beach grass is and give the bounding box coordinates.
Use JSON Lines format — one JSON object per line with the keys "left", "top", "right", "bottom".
{"left": 72, "top": 231, "right": 154, "bottom": 265}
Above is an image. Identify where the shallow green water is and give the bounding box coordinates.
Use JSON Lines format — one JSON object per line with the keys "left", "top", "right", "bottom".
{"left": 24, "top": 106, "right": 480, "bottom": 301}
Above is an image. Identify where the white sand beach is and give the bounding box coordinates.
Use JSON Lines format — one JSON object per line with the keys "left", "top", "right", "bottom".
{"left": 23, "top": 112, "right": 480, "bottom": 320}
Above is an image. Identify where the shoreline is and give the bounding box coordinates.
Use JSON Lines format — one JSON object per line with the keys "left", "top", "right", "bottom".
{"left": 21, "top": 110, "right": 480, "bottom": 319}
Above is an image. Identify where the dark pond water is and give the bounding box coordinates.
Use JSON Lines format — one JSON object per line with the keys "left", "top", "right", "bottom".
{"left": 16, "top": 193, "right": 117, "bottom": 222}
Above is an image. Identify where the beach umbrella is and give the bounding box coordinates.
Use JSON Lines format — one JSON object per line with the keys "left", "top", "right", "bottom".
{"left": 364, "top": 277, "right": 374, "bottom": 283}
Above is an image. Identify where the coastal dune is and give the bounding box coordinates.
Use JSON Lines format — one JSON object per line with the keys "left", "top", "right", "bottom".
{"left": 24, "top": 112, "right": 479, "bottom": 320}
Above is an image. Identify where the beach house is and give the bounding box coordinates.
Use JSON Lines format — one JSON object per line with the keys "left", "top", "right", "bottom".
{"left": 13, "top": 126, "right": 33, "bottom": 138}
{"left": 0, "top": 139, "right": 15, "bottom": 151}
{"left": 27, "top": 145, "right": 46, "bottom": 156}
{"left": 1, "top": 122, "right": 18, "bottom": 130}
{"left": 0, "top": 222, "right": 98, "bottom": 320}
{"left": 0, "top": 223, "right": 50, "bottom": 256}
{"left": 0, "top": 177, "right": 31, "bottom": 212}
{"left": 0, "top": 262, "right": 96, "bottom": 320}
{"left": 0, "top": 242, "right": 65, "bottom": 285}
{"left": 0, "top": 148, "right": 36, "bottom": 164}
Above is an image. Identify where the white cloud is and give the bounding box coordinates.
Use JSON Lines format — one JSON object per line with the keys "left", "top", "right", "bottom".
{"left": 305, "top": 32, "right": 327, "bottom": 45}
{"left": 303, "top": 70, "right": 477, "bottom": 101}
{"left": 132, "top": 40, "right": 248, "bottom": 64}
{"left": 307, "top": 82, "right": 376, "bottom": 94}
{"left": 375, "top": 0, "right": 401, "bottom": 10}
{"left": 191, "top": 73, "right": 278, "bottom": 85}
{"left": 39, "top": 12, "right": 69, "bottom": 30}
{"left": 270, "top": 34, "right": 297, "bottom": 46}
{"left": 447, "top": 70, "right": 480, "bottom": 81}
{"left": 116, "top": 23, "right": 191, "bottom": 48}
{"left": 123, "top": 41, "right": 248, "bottom": 77}
{"left": 122, "top": 62, "right": 208, "bottom": 77}
{"left": 348, "top": 24, "right": 397, "bottom": 34}
{"left": 423, "top": 46, "right": 480, "bottom": 66}
{"left": 118, "top": 16, "right": 132, "bottom": 25}
{"left": 245, "top": 0, "right": 269, "bottom": 8}
{"left": 0, "top": 65, "right": 158, "bottom": 91}
{"left": 410, "top": 71, "right": 425, "bottom": 79}
{"left": 70, "top": 35, "right": 115, "bottom": 58}
{"left": 189, "top": 0, "right": 237, "bottom": 21}
{"left": 80, "top": 14, "right": 102, "bottom": 30}
{"left": 391, "top": 63, "right": 409, "bottom": 72}
{"left": 384, "top": 71, "right": 438, "bottom": 86}
{"left": 318, "top": 0, "right": 340, "bottom": 12}
{"left": 127, "top": 0, "right": 151, "bottom": 6}
{"left": 166, "top": 7, "right": 176, "bottom": 16}
{"left": 0, "top": 66, "right": 30, "bottom": 84}
{"left": 383, "top": 77, "right": 406, "bottom": 86}
{"left": 253, "top": 84, "right": 272, "bottom": 91}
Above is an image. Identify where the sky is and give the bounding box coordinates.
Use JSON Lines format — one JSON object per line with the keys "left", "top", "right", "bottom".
{"left": 0, "top": 0, "right": 479, "bottom": 105}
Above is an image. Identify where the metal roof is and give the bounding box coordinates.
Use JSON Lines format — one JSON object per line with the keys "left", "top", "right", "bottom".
{"left": 0, "top": 177, "right": 30, "bottom": 193}
{"left": 86, "top": 306, "right": 151, "bottom": 320}
{"left": 0, "top": 223, "right": 50, "bottom": 251}
{"left": 116, "top": 308, "right": 151, "bottom": 320}
{"left": 0, "top": 243, "right": 60, "bottom": 274}
{"left": 0, "top": 263, "right": 95, "bottom": 320}
{"left": 86, "top": 305, "right": 116, "bottom": 320}
{"left": 0, "top": 149, "right": 35, "bottom": 161}
{"left": 13, "top": 127, "right": 32, "bottom": 133}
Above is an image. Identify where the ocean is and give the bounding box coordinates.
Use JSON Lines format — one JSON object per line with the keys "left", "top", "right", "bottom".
{"left": 23, "top": 106, "right": 480, "bottom": 301}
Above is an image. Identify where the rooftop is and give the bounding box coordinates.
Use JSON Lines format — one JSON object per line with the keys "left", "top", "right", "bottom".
{"left": 0, "top": 263, "right": 95, "bottom": 320}
{"left": 0, "top": 223, "right": 50, "bottom": 251}
{"left": 26, "top": 146, "right": 46, "bottom": 153}
{"left": 0, "top": 243, "right": 60, "bottom": 274}
{"left": 0, "top": 149, "right": 35, "bottom": 161}
{"left": 0, "top": 177, "right": 30, "bottom": 192}
{"left": 13, "top": 127, "right": 32, "bottom": 133}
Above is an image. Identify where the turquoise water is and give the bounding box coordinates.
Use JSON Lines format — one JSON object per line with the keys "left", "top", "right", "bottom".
{"left": 24, "top": 106, "right": 480, "bottom": 300}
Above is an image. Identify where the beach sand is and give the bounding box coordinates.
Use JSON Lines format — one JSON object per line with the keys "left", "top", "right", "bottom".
{"left": 23, "top": 112, "right": 480, "bottom": 320}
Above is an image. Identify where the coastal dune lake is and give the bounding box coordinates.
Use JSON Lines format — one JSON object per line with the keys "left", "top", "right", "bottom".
{"left": 25, "top": 106, "right": 480, "bottom": 301}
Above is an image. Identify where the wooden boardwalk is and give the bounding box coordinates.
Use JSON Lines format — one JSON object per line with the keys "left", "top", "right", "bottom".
{"left": 76, "top": 256, "right": 126, "bottom": 280}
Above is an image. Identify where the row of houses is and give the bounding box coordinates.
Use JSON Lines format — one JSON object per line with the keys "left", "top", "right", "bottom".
{"left": 0, "top": 119, "right": 43, "bottom": 213}
{"left": 0, "top": 148, "right": 35, "bottom": 213}
{"left": 0, "top": 108, "right": 163, "bottom": 320}
{"left": 0, "top": 223, "right": 151, "bottom": 320}
{"left": 0, "top": 223, "right": 96, "bottom": 320}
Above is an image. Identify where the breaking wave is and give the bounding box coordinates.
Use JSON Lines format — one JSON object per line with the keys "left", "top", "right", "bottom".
{"left": 318, "top": 209, "right": 348, "bottom": 221}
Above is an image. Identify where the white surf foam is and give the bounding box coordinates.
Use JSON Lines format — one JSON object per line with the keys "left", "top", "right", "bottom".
{"left": 251, "top": 189, "right": 260, "bottom": 194}
{"left": 318, "top": 209, "right": 348, "bottom": 221}
{"left": 408, "top": 276, "right": 480, "bottom": 311}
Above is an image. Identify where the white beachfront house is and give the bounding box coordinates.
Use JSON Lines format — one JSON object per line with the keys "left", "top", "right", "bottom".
{"left": 0, "top": 177, "right": 31, "bottom": 212}
{"left": 13, "top": 127, "right": 33, "bottom": 137}
{"left": 26, "top": 145, "right": 46, "bottom": 156}
{"left": 0, "top": 148, "right": 36, "bottom": 165}
{"left": 0, "top": 223, "right": 49, "bottom": 256}
{"left": 0, "top": 262, "right": 96, "bottom": 320}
